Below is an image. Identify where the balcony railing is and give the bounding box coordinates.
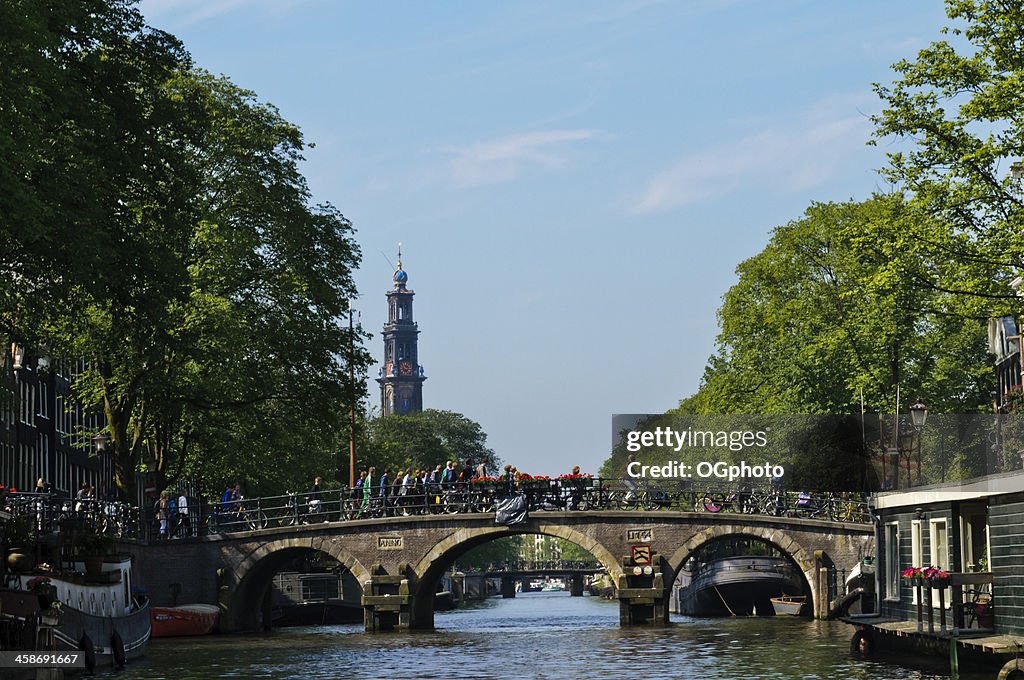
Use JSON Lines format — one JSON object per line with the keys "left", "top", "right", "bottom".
{"left": 952, "top": 571, "right": 994, "bottom": 633}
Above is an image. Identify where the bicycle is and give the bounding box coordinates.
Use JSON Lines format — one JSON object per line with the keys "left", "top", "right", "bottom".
{"left": 697, "top": 488, "right": 754, "bottom": 514}
{"left": 608, "top": 486, "right": 659, "bottom": 511}
{"left": 222, "top": 497, "right": 267, "bottom": 531}
{"left": 793, "top": 492, "right": 834, "bottom": 520}
{"left": 832, "top": 496, "right": 866, "bottom": 523}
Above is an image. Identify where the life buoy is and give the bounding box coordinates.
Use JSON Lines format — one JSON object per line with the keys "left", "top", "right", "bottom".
{"left": 850, "top": 627, "right": 874, "bottom": 655}
{"left": 111, "top": 630, "right": 126, "bottom": 668}
{"left": 79, "top": 632, "right": 96, "bottom": 673}
{"left": 998, "top": 658, "right": 1024, "bottom": 680}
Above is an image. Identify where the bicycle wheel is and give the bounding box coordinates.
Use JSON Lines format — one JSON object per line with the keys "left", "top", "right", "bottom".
{"left": 277, "top": 509, "right": 298, "bottom": 527}
{"left": 245, "top": 509, "right": 268, "bottom": 531}
{"left": 701, "top": 493, "right": 724, "bottom": 513}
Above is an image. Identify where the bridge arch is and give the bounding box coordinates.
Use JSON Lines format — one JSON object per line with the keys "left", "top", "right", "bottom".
{"left": 409, "top": 523, "right": 624, "bottom": 629}
{"left": 222, "top": 536, "right": 371, "bottom": 632}
{"left": 664, "top": 524, "right": 820, "bottom": 615}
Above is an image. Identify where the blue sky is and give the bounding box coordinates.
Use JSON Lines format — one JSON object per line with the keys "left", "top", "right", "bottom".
{"left": 139, "top": 0, "right": 949, "bottom": 476}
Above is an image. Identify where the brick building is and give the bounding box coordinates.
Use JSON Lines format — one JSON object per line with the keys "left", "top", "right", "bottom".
{"left": 1, "top": 341, "right": 108, "bottom": 497}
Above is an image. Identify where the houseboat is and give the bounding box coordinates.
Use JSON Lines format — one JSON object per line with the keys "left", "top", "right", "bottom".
{"left": 8, "top": 553, "right": 150, "bottom": 671}
{"left": 673, "top": 537, "right": 805, "bottom": 616}
{"left": 846, "top": 468, "right": 1024, "bottom": 678}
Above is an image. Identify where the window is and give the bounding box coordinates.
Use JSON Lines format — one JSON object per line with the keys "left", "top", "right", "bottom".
{"left": 885, "top": 522, "right": 900, "bottom": 601}
{"left": 911, "top": 520, "right": 923, "bottom": 604}
{"left": 930, "top": 519, "right": 950, "bottom": 608}
{"left": 37, "top": 382, "right": 47, "bottom": 418}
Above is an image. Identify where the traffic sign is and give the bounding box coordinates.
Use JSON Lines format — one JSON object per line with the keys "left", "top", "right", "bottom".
{"left": 631, "top": 544, "right": 652, "bottom": 565}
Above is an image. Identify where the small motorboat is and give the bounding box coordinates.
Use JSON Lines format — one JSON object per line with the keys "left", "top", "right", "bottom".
{"left": 770, "top": 595, "right": 806, "bottom": 616}
{"left": 151, "top": 604, "right": 219, "bottom": 637}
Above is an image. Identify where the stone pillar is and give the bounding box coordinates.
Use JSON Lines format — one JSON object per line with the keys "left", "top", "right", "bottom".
{"left": 569, "top": 575, "right": 584, "bottom": 597}
{"left": 362, "top": 564, "right": 415, "bottom": 632}
{"left": 500, "top": 576, "right": 516, "bottom": 598}
{"left": 617, "top": 553, "right": 668, "bottom": 626}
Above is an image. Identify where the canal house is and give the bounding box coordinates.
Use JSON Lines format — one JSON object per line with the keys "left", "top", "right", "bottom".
{"left": 852, "top": 469, "right": 1024, "bottom": 676}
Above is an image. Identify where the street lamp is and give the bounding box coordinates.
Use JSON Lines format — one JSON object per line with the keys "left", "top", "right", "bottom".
{"left": 910, "top": 400, "right": 928, "bottom": 429}
{"left": 910, "top": 399, "right": 928, "bottom": 484}
{"left": 92, "top": 432, "right": 110, "bottom": 455}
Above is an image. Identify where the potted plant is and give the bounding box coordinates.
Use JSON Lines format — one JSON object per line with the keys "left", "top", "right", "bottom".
{"left": 2, "top": 513, "right": 37, "bottom": 572}
{"left": 76, "top": 531, "right": 114, "bottom": 576}
{"left": 923, "top": 566, "right": 950, "bottom": 588}
{"left": 901, "top": 566, "right": 924, "bottom": 584}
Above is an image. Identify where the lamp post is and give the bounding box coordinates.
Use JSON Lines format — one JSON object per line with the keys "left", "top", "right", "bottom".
{"left": 910, "top": 399, "right": 928, "bottom": 485}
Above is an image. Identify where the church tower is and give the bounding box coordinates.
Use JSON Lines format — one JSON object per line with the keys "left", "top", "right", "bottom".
{"left": 377, "top": 249, "right": 426, "bottom": 416}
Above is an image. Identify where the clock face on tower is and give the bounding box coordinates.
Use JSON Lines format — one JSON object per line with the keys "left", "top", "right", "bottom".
{"left": 399, "top": 361, "right": 412, "bottom": 376}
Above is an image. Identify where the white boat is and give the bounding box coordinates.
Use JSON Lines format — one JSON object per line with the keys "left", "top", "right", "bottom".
{"left": 10, "top": 554, "right": 150, "bottom": 671}
{"left": 770, "top": 595, "right": 806, "bottom": 616}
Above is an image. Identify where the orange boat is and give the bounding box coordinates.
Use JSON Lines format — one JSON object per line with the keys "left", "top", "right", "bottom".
{"left": 151, "top": 604, "right": 219, "bottom": 637}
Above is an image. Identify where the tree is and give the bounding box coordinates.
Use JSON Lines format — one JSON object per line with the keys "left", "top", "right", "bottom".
{"left": 679, "top": 195, "right": 993, "bottom": 417}
{"left": 66, "top": 69, "right": 372, "bottom": 497}
{"left": 872, "top": 0, "right": 1024, "bottom": 319}
{"left": 1, "top": 2, "right": 371, "bottom": 498}
{"left": 362, "top": 409, "right": 496, "bottom": 477}
{"left": 1, "top": 1, "right": 191, "bottom": 347}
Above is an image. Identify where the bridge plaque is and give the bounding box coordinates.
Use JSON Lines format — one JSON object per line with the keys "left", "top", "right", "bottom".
{"left": 377, "top": 536, "right": 404, "bottom": 550}
{"left": 625, "top": 528, "right": 653, "bottom": 543}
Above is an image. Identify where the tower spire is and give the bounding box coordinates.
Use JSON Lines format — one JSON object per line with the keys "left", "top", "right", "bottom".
{"left": 377, "top": 244, "right": 424, "bottom": 415}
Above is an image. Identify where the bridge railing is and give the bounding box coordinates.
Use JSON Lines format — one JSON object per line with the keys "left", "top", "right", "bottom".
{"left": 458, "top": 560, "right": 605, "bottom": 574}
{"left": 192, "top": 479, "right": 872, "bottom": 536}
{"left": 1, "top": 491, "right": 140, "bottom": 539}
{"left": 1, "top": 480, "right": 873, "bottom": 541}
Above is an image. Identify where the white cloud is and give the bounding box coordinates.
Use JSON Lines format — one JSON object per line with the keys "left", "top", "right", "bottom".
{"left": 632, "top": 98, "right": 874, "bottom": 214}
{"left": 443, "top": 129, "right": 597, "bottom": 187}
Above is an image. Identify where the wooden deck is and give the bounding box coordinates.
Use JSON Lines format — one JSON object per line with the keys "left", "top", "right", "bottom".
{"left": 843, "top": 615, "right": 1024, "bottom": 656}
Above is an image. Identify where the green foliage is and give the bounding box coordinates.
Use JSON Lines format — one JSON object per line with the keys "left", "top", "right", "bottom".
{"left": 872, "top": 0, "right": 1024, "bottom": 319}
{"left": 677, "top": 195, "right": 994, "bottom": 417}
{"left": 1, "top": 1, "right": 371, "bottom": 497}
{"left": 361, "top": 409, "right": 496, "bottom": 477}
{"left": 456, "top": 536, "right": 524, "bottom": 570}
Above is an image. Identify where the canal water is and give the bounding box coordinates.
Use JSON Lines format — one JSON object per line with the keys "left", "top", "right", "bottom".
{"left": 108, "top": 593, "right": 983, "bottom": 679}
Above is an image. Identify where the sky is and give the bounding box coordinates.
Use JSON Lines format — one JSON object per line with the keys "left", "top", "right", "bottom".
{"left": 138, "top": 0, "right": 950, "bottom": 476}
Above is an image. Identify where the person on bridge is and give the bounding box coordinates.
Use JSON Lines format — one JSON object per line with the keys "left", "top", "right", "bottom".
{"left": 156, "top": 490, "right": 169, "bottom": 538}
{"left": 308, "top": 476, "right": 323, "bottom": 521}
{"left": 391, "top": 470, "right": 404, "bottom": 516}
{"left": 427, "top": 465, "right": 443, "bottom": 512}
{"left": 351, "top": 471, "right": 365, "bottom": 517}
{"left": 177, "top": 488, "right": 190, "bottom": 537}
{"left": 399, "top": 468, "right": 413, "bottom": 515}
{"left": 361, "top": 467, "right": 375, "bottom": 515}
{"left": 379, "top": 469, "right": 391, "bottom": 516}
{"left": 568, "top": 466, "right": 585, "bottom": 510}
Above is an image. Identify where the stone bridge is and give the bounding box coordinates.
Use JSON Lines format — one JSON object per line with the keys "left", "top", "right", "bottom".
{"left": 128, "top": 511, "right": 873, "bottom": 632}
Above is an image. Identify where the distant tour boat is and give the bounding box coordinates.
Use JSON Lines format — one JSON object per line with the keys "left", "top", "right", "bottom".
{"left": 151, "top": 604, "right": 219, "bottom": 637}
{"left": 770, "top": 595, "right": 807, "bottom": 616}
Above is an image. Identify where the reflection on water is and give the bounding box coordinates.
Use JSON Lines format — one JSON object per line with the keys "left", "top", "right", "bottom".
{"left": 106, "top": 593, "right": 983, "bottom": 679}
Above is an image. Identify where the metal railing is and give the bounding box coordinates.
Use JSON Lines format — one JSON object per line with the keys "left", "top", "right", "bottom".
{"left": 192, "top": 479, "right": 872, "bottom": 536}
{"left": 1, "top": 491, "right": 140, "bottom": 539}
{"left": 460, "top": 560, "right": 604, "bottom": 574}
{"left": 1, "top": 480, "right": 873, "bottom": 541}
